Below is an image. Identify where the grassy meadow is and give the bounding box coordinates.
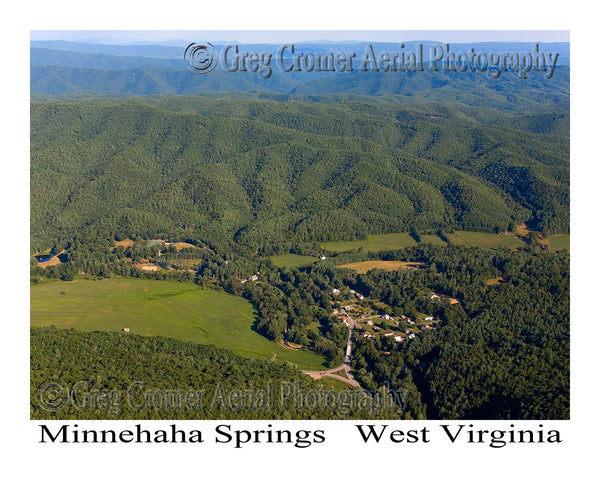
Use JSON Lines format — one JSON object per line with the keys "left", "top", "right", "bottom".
{"left": 320, "top": 230, "right": 545, "bottom": 253}
{"left": 320, "top": 233, "right": 419, "bottom": 252}
{"left": 30, "top": 277, "right": 326, "bottom": 370}
{"left": 548, "top": 234, "right": 570, "bottom": 251}
{"left": 337, "top": 260, "right": 427, "bottom": 274}
{"left": 446, "top": 231, "right": 526, "bottom": 249}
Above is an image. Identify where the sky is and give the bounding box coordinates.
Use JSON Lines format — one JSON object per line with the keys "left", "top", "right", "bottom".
{"left": 30, "top": 30, "right": 570, "bottom": 45}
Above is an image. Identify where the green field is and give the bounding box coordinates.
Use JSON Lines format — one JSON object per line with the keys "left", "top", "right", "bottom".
{"left": 321, "top": 233, "right": 419, "bottom": 252}
{"left": 548, "top": 234, "right": 570, "bottom": 251}
{"left": 30, "top": 278, "right": 326, "bottom": 370}
{"left": 320, "top": 230, "right": 535, "bottom": 253}
{"left": 447, "top": 231, "right": 526, "bottom": 249}
{"left": 338, "top": 260, "right": 427, "bottom": 274}
{"left": 269, "top": 253, "right": 319, "bottom": 268}
{"left": 420, "top": 234, "right": 448, "bottom": 246}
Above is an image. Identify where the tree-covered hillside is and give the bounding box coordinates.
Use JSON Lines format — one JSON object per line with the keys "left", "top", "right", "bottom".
{"left": 31, "top": 96, "right": 568, "bottom": 255}
{"left": 31, "top": 327, "right": 403, "bottom": 419}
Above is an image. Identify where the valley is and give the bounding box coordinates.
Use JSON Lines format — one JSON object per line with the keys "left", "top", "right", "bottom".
{"left": 30, "top": 38, "right": 570, "bottom": 421}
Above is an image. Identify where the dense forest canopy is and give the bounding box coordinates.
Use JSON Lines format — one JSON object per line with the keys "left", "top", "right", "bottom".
{"left": 31, "top": 327, "right": 404, "bottom": 420}
{"left": 31, "top": 95, "right": 569, "bottom": 255}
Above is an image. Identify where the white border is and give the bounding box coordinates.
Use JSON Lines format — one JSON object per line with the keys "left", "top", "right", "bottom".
{"left": 4, "top": 1, "right": 597, "bottom": 477}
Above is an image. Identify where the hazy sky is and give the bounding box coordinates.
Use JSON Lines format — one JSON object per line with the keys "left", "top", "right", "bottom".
{"left": 30, "top": 30, "right": 570, "bottom": 45}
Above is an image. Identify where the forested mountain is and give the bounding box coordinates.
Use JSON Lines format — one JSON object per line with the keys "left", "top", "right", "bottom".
{"left": 30, "top": 65, "right": 300, "bottom": 96}
{"left": 291, "top": 67, "right": 569, "bottom": 109}
{"left": 30, "top": 64, "right": 569, "bottom": 107}
{"left": 31, "top": 48, "right": 188, "bottom": 70}
{"left": 30, "top": 40, "right": 187, "bottom": 58}
{"left": 32, "top": 327, "right": 403, "bottom": 419}
{"left": 31, "top": 96, "right": 568, "bottom": 254}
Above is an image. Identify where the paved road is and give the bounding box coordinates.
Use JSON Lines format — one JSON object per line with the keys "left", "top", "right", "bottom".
{"left": 302, "top": 308, "right": 360, "bottom": 387}
{"left": 302, "top": 362, "right": 360, "bottom": 387}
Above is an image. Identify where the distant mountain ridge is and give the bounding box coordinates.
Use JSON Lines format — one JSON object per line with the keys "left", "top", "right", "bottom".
{"left": 30, "top": 40, "right": 570, "bottom": 101}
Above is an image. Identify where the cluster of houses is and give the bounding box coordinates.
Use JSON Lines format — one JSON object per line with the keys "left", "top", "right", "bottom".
{"left": 382, "top": 331, "right": 405, "bottom": 343}
{"left": 331, "top": 285, "right": 443, "bottom": 347}
{"left": 359, "top": 311, "right": 438, "bottom": 344}
{"left": 241, "top": 273, "right": 260, "bottom": 284}
{"left": 331, "top": 287, "right": 366, "bottom": 301}
{"left": 350, "top": 289, "right": 365, "bottom": 301}
{"left": 430, "top": 292, "right": 460, "bottom": 305}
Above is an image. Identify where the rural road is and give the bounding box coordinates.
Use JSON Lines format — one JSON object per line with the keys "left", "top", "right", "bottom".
{"left": 302, "top": 362, "right": 360, "bottom": 387}
{"left": 302, "top": 309, "right": 360, "bottom": 388}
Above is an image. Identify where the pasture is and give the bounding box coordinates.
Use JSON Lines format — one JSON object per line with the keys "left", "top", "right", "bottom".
{"left": 321, "top": 230, "right": 530, "bottom": 253}
{"left": 337, "top": 260, "right": 427, "bottom": 274}
{"left": 321, "top": 233, "right": 418, "bottom": 252}
{"left": 30, "top": 278, "right": 326, "bottom": 370}
{"left": 444, "top": 231, "right": 526, "bottom": 249}
{"left": 548, "top": 234, "right": 570, "bottom": 251}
